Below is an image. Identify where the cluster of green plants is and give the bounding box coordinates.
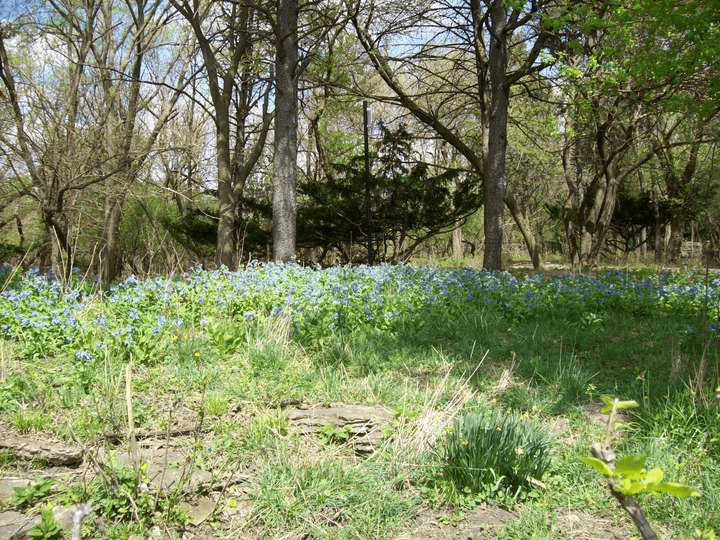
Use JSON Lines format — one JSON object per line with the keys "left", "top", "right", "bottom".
{"left": 0, "top": 264, "right": 718, "bottom": 538}
{"left": 431, "top": 406, "right": 552, "bottom": 505}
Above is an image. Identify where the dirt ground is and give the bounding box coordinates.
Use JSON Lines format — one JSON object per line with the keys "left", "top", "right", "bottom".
{"left": 0, "top": 402, "right": 638, "bottom": 540}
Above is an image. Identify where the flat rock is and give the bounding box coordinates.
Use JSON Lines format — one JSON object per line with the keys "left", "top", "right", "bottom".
{"left": 179, "top": 496, "right": 216, "bottom": 526}
{"left": 288, "top": 404, "right": 393, "bottom": 453}
{"left": 94, "top": 447, "right": 213, "bottom": 493}
{"left": 0, "top": 504, "right": 91, "bottom": 540}
{"left": 0, "top": 478, "right": 32, "bottom": 504}
{"left": 0, "top": 510, "right": 33, "bottom": 540}
{"left": 0, "top": 430, "right": 83, "bottom": 466}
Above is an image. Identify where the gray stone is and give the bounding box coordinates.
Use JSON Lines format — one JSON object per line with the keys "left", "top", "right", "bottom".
{"left": 0, "top": 430, "right": 83, "bottom": 466}
{"left": 178, "top": 496, "right": 216, "bottom": 526}
{"left": 288, "top": 403, "right": 393, "bottom": 453}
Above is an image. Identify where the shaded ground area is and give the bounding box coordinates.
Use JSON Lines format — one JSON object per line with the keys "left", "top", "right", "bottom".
{"left": 0, "top": 402, "right": 635, "bottom": 539}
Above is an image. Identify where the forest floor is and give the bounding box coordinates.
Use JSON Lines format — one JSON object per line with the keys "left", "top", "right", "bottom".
{"left": 1, "top": 263, "right": 715, "bottom": 539}
{"left": 0, "top": 400, "right": 639, "bottom": 539}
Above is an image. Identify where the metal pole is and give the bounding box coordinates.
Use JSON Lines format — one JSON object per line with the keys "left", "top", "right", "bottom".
{"left": 363, "top": 100, "right": 373, "bottom": 265}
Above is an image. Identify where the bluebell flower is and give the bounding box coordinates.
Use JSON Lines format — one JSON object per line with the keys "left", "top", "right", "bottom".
{"left": 75, "top": 351, "right": 92, "bottom": 362}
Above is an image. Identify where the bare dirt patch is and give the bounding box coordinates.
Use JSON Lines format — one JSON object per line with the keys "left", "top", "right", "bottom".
{"left": 0, "top": 402, "right": 641, "bottom": 539}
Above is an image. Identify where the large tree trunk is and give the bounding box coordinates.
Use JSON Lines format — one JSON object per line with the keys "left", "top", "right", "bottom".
{"left": 666, "top": 215, "right": 684, "bottom": 262}
{"left": 272, "top": 0, "right": 298, "bottom": 262}
{"left": 483, "top": 0, "right": 509, "bottom": 271}
{"left": 215, "top": 110, "right": 237, "bottom": 268}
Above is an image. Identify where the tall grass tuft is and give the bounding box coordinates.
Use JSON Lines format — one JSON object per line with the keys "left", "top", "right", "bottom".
{"left": 439, "top": 407, "right": 552, "bottom": 497}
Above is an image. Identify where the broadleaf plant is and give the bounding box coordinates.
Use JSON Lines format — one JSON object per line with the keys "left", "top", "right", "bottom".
{"left": 580, "top": 396, "right": 700, "bottom": 540}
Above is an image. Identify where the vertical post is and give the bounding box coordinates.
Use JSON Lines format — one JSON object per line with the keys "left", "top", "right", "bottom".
{"left": 363, "top": 100, "right": 373, "bottom": 265}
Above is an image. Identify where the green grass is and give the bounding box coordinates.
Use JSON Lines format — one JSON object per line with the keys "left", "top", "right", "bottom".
{"left": 0, "top": 265, "right": 718, "bottom": 538}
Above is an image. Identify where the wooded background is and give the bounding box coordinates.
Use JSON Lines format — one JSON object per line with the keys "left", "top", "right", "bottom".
{"left": 0, "top": 0, "right": 718, "bottom": 283}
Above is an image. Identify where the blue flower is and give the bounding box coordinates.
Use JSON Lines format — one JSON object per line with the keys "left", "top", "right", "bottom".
{"left": 75, "top": 351, "right": 92, "bottom": 362}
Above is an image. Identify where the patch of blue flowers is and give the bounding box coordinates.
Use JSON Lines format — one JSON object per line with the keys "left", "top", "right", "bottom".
{"left": 1, "top": 265, "right": 718, "bottom": 363}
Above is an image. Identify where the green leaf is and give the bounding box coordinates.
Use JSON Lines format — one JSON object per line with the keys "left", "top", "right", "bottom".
{"left": 645, "top": 468, "right": 663, "bottom": 484}
{"left": 620, "top": 479, "right": 647, "bottom": 495}
{"left": 615, "top": 455, "right": 646, "bottom": 476}
{"left": 649, "top": 482, "right": 700, "bottom": 498}
{"left": 599, "top": 395, "right": 616, "bottom": 413}
{"left": 615, "top": 400, "right": 639, "bottom": 410}
{"left": 579, "top": 456, "right": 612, "bottom": 476}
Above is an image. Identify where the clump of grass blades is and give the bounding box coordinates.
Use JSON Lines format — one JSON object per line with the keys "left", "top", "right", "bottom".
{"left": 439, "top": 408, "right": 552, "bottom": 497}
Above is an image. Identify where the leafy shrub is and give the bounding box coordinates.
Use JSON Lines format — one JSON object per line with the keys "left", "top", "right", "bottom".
{"left": 13, "top": 478, "right": 55, "bottom": 509}
{"left": 28, "top": 504, "right": 62, "bottom": 539}
{"left": 91, "top": 458, "right": 153, "bottom": 525}
{"left": 438, "top": 408, "right": 552, "bottom": 498}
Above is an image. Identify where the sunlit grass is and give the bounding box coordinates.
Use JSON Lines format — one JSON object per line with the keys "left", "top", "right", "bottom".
{"left": 0, "top": 264, "right": 718, "bottom": 537}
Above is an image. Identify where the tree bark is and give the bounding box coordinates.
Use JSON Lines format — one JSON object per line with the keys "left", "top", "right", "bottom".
{"left": 483, "top": 0, "right": 509, "bottom": 271}
{"left": 506, "top": 192, "right": 542, "bottom": 270}
{"left": 273, "top": 0, "right": 298, "bottom": 262}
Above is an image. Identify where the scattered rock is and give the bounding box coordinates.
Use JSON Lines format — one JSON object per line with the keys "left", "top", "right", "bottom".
{"left": 0, "top": 503, "right": 91, "bottom": 540}
{"left": 0, "top": 478, "right": 32, "bottom": 504}
{"left": 0, "top": 510, "right": 32, "bottom": 540}
{"left": 0, "top": 430, "right": 83, "bottom": 466}
{"left": 288, "top": 403, "right": 393, "bottom": 454}
{"left": 93, "top": 446, "right": 213, "bottom": 494}
{"left": 179, "top": 496, "right": 216, "bottom": 526}
{"left": 555, "top": 508, "right": 632, "bottom": 539}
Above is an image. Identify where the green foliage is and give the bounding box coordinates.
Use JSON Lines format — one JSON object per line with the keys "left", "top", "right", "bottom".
{"left": 631, "top": 388, "right": 720, "bottom": 460}
{"left": 28, "top": 504, "right": 62, "bottom": 540}
{"left": 317, "top": 423, "right": 353, "bottom": 445}
{"left": 251, "top": 455, "right": 418, "bottom": 538}
{"left": 13, "top": 478, "right": 55, "bottom": 509}
{"left": 91, "top": 458, "right": 153, "bottom": 525}
{"left": 580, "top": 454, "right": 700, "bottom": 497}
{"left": 598, "top": 394, "right": 639, "bottom": 414}
{"left": 298, "top": 124, "right": 482, "bottom": 262}
{"left": 580, "top": 394, "right": 700, "bottom": 532}
{"left": 438, "top": 407, "right": 552, "bottom": 500}
{"left": 610, "top": 186, "right": 673, "bottom": 253}
{"left": 0, "top": 373, "right": 38, "bottom": 412}
{"left": 2, "top": 266, "right": 719, "bottom": 536}
{"left": 11, "top": 410, "right": 52, "bottom": 433}
{"left": 157, "top": 206, "right": 217, "bottom": 259}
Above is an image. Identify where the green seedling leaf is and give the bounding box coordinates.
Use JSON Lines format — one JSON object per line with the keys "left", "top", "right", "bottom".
{"left": 649, "top": 482, "right": 700, "bottom": 498}
{"left": 615, "top": 454, "right": 646, "bottom": 477}
{"left": 645, "top": 467, "right": 663, "bottom": 484}
{"left": 599, "top": 394, "right": 616, "bottom": 413}
{"left": 619, "top": 479, "right": 647, "bottom": 495}
{"left": 579, "top": 456, "right": 612, "bottom": 476}
{"left": 615, "top": 400, "right": 639, "bottom": 410}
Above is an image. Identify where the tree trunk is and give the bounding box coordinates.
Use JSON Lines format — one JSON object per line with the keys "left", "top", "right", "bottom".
{"left": 452, "top": 222, "right": 464, "bottom": 259}
{"left": 216, "top": 113, "right": 237, "bottom": 268}
{"left": 101, "top": 195, "right": 125, "bottom": 285}
{"left": 667, "top": 215, "right": 684, "bottom": 262}
{"left": 483, "top": 0, "right": 509, "bottom": 271}
{"left": 506, "top": 192, "right": 542, "bottom": 270}
{"left": 272, "top": 0, "right": 298, "bottom": 262}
